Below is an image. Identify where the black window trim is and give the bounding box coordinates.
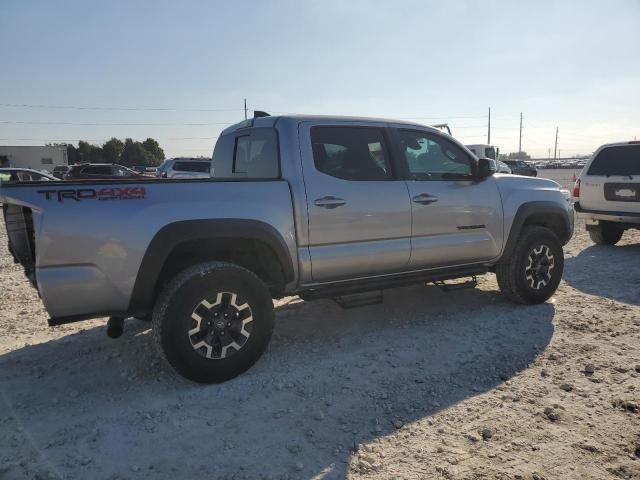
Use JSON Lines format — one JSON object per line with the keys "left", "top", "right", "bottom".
{"left": 309, "top": 125, "right": 399, "bottom": 181}
{"left": 391, "top": 128, "right": 479, "bottom": 182}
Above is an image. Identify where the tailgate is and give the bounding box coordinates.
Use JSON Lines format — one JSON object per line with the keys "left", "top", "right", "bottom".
{"left": 2, "top": 203, "right": 37, "bottom": 287}
{"left": 580, "top": 176, "right": 640, "bottom": 211}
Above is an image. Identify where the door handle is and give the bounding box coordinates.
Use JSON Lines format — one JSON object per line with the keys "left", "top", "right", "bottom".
{"left": 412, "top": 193, "right": 438, "bottom": 205}
{"left": 314, "top": 196, "right": 346, "bottom": 209}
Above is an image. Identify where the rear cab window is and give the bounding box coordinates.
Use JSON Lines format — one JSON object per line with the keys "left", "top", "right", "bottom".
{"left": 212, "top": 127, "right": 279, "bottom": 179}
{"left": 587, "top": 145, "right": 640, "bottom": 176}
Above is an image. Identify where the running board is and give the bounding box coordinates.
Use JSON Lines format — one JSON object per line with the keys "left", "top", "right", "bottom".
{"left": 300, "top": 265, "right": 487, "bottom": 301}
{"left": 333, "top": 290, "right": 383, "bottom": 309}
{"left": 433, "top": 276, "right": 478, "bottom": 292}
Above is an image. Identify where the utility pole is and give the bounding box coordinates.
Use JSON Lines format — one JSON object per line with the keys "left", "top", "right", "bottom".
{"left": 244, "top": 98, "right": 248, "bottom": 120}
{"left": 548, "top": 148, "right": 551, "bottom": 159}
{"left": 518, "top": 112, "right": 523, "bottom": 153}
{"left": 487, "top": 107, "right": 491, "bottom": 144}
{"left": 554, "top": 127, "right": 558, "bottom": 160}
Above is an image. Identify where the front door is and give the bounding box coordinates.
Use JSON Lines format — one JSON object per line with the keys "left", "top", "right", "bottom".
{"left": 300, "top": 123, "right": 412, "bottom": 283}
{"left": 393, "top": 129, "right": 503, "bottom": 268}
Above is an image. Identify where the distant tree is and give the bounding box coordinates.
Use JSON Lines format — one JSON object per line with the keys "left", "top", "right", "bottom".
{"left": 66, "top": 144, "right": 80, "bottom": 164}
{"left": 120, "top": 138, "right": 153, "bottom": 167}
{"left": 77, "top": 140, "right": 104, "bottom": 163}
{"left": 142, "top": 138, "right": 165, "bottom": 165}
{"left": 46, "top": 138, "right": 165, "bottom": 167}
{"left": 102, "top": 137, "right": 124, "bottom": 164}
{"left": 499, "top": 151, "right": 532, "bottom": 161}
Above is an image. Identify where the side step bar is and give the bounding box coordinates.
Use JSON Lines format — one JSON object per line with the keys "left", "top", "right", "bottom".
{"left": 433, "top": 276, "right": 478, "bottom": 292}
{"left": 300, "top": 265, "right": 487, "bottom": 301}
{"left": 333, "top": 290, "right": 383, "bottom": 309}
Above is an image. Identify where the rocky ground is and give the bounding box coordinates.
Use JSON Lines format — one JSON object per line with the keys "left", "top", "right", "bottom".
{"left": 1, "top": 170, "right": 639, "bottom": 480}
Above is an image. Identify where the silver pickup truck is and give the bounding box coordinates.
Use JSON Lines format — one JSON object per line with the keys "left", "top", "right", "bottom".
{"left": 1, "top": 114, "right": 573, "bottom": 383}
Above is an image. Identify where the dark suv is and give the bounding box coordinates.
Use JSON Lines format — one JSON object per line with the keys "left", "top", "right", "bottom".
{"left": 64, "top": 163, "right": 149, "bottom": 180}
{"left": 504, "top": 160, "right": 537, "bottom": 177}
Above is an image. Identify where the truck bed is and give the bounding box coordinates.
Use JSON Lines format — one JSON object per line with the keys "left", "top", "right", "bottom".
{"left": 0, "top": 178, "right": 297, "bottom": 322}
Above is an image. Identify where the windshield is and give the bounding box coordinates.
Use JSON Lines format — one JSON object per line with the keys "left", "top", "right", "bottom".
{"left": 587, "top": 145, "right": 640, "bottom": 176}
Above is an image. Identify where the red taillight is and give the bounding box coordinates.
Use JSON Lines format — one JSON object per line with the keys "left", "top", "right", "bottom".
{"left": 572, "top": 179, "right": 581, "bottom": 198}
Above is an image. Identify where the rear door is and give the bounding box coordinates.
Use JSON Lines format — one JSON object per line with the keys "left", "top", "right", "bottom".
{"left": 580, "top": 144, "right": 640, "bottom": 212}
{"left": 299, "top": 122, "right": 412, "bottom": 283}
{"left": 392, "top": 128, "right": 502, "bottom": 268}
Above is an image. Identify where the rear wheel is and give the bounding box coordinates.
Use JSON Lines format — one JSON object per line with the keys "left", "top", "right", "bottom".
{"left": 588, "top": 222, "right": 624, "bottom": 246}
{"left": 496, "top": 226, "right": 564, "bottom": 304}
{"left": 152, "top": 261, "right": 274, "bottom": 383}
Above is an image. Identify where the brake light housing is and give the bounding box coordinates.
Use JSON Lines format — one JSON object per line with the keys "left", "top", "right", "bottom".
{"left": 572, "top": 178, "right": 581, "bottom": 198}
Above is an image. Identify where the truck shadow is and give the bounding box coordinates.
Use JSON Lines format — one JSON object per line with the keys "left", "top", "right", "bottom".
{"left": 0, "top": 283, "right": 554, "bottom": 480}
{"left": 564, "top": 241, "right": 640, "bottom": 306}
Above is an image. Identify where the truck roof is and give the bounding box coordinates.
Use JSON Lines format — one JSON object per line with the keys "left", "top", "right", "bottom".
{"left": 221, "top": 114, "right": 442, "bottom": 136}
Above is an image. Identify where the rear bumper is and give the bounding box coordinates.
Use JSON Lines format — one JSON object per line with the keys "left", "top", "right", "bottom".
{"left": 575, "top": 202, "right": 640, "bottom": 224}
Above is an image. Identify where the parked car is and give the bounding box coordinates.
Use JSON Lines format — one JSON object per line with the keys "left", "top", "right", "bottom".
{"left": 52, "top": 165, "right": 71, "bottom": 179}
{"left": 1, "top": 114, "right": 573, "bottom": 383}
{"left": 573, "top": 141, "right": 640, "bottom": 245}
{"left": 63, "top": 163, "right": 150, "bottom": 180}
{"left": 0, "top": 168, "right": 57, "bottom": 183}
{"left": 156, "top": 158, "right": 211, "bottom": 179}
{"left": 497, "top": 160, "right": 512, "bottom": 174}
{"left": 503, "top": 160, "right": 537, "bottom": 176}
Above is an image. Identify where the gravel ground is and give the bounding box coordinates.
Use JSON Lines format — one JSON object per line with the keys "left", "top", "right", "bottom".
{"left": 1, "top": 170, "right": 639, "bottom": 480}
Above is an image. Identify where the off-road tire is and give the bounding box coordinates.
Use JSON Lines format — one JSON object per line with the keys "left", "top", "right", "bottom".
{"left": 496, "top": 226, "right": 564, "bottom": 304}
{"left": 588, "top": 222, "right": 624, "bottom": 246}
{"left": 152, "top": 261, "right": 274, "bottom": 383}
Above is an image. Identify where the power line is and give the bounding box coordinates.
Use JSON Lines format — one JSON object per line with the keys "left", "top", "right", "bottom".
{"left": 0, "top": 120, "right": 235, "bottom": 126}
{"left": 0, "top": 102, "right": 244, "bottom": 112}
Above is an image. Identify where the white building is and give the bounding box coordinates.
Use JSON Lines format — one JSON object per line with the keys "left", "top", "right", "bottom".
{"left": 0, "top": 145, "right": 68, "bottom": 171}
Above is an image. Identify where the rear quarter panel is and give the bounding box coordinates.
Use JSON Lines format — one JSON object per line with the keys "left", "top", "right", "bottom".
{"left": 1, "top": 180, "right": 296, "bottom": 318}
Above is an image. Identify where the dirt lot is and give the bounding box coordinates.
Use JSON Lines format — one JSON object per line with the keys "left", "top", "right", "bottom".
{"left": 1, "top": 170, "right": 639, "bottom": 480}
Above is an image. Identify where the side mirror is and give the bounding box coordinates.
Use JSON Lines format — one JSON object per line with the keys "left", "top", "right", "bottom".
{"left": 478, "top": 158, "right": 497, "bottom": 179}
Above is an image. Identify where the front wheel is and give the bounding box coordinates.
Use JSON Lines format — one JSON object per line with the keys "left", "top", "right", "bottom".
{"left": 152, "top": 261, "right": 274, "bottom": 383}
{"left": 496, "top": 226, "right": 564, "bottom": 304}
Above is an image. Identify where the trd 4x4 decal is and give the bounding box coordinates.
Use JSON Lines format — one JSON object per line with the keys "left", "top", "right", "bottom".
{"left": 37, "top": 187, "right": 146, "bottom": 202}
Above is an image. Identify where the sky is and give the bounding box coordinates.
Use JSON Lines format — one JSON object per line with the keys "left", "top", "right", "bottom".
{"left": 1, "top": 0, "right": 639, "bottom": 159}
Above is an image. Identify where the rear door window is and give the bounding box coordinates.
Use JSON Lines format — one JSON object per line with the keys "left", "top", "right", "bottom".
{"left": 82, "top": 165, "right": 112, "bottom": 175}
{"left": 310, "top": 126, "right": 392, "bottom": 181}
{"left": 587, "top": 145, "right": 640, "bottom": 176}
